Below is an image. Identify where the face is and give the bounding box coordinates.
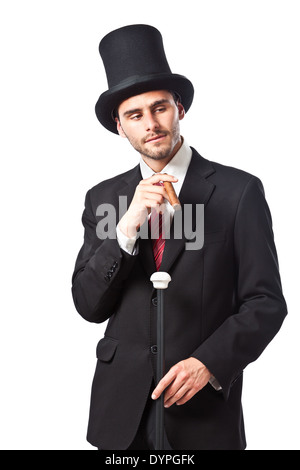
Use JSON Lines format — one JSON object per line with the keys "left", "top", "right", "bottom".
{"left": 116, "top": 90, "right": 185, "bottom": 167}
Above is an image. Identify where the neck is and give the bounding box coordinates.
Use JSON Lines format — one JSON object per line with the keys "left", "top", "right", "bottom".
{"left": 141, "top": 137, "right": 183, "bottom": 173}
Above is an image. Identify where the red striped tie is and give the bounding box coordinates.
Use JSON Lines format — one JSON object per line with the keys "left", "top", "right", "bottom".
{"left": 150, "top": 182, "right": 165, "bottom": 271}
{"left": 150, "top": 211, "right": 165, "bottom": 270}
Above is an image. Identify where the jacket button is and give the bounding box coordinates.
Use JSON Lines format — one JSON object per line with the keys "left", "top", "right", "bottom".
{"left": 151, "top": 345, "right": 158, "bottom": 354}
{"left": 104, "top": 271, "right": 112, "bottom": 282}
{"left": 152, "top": 297, "right": 158, "bottom": 307}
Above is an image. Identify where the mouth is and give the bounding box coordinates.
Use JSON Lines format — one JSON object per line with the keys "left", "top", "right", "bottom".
{"left": 145, "top": 134, "right": 167, "bottom": 144}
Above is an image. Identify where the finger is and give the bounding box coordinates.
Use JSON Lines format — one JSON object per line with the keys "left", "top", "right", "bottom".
{"left": 143, "top": 195, "right": 167, "bottom": 210}
{"left": 138, "top": 185, "right": 166, "bottom": 198}
{"left": 164, "top": 382, "right": 190, "bottom": 408}
{"left": 138, "top": 181, "right": 165, "bottom": 190}
{"left": 144, "top": 199, "right": 166, "bottom": 211}
{"left": 141, "top": 174, "right": 178, "bottom": 185}
{"left": 163, "top": 373, "right": 186, "bottom": 402}
{"left": 151, "top": 367, "right": 177, "bottom": 400}
{"left": 137, "top": 185, "right": 167, "bottom": 204}
{"left": 175, "top": 388, "right": 198, "bottom": 406}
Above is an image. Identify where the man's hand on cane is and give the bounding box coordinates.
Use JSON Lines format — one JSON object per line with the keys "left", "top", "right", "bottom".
{"left": 151, "top": 358, "right": 212, "bottom": 407}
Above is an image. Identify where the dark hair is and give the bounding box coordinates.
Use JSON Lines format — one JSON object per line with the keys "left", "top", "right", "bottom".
{"left": 169, "top": 90, "right": 181, "bottom": 105}
{"left": 113, "top": 89, "right": 181, "bottom": 122}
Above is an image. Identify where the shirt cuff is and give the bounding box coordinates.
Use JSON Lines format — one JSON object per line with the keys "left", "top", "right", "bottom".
{"left": 209, "top": 375, "right": 222, "bottom": 391}
{"left": 116, "top": 224, "right": 139, "bottom": 255}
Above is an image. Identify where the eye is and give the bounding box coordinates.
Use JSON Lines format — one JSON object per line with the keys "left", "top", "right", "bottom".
{"left": 130, "top": 113, "right": 142, "bottom": 120}
{"left": 155, "top": 107, "right": 166, "bottom": 113}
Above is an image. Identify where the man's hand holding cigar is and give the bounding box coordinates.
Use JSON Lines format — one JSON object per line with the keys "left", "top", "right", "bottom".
{"left": 118, "top": 173, "right": 179, "bottom": 238}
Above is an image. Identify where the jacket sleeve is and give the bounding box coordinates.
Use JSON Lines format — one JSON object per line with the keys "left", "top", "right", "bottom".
{"left": 191, "top": 176, "right": 287, "bottom": 399}
{"left": 71, "top": 189, "right": 138, "bottom": 323}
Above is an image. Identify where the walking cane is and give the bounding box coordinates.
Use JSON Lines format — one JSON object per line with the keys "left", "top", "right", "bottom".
{"left": 150, "top": 272, "right": 172, "bottom": 451}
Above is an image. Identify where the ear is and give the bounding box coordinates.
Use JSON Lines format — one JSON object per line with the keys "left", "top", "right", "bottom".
{"left": 115, "top": 118, "right": 127, "bottom": 138}
{"left": 177, "top": 102, "right": 185, "bottom": 121}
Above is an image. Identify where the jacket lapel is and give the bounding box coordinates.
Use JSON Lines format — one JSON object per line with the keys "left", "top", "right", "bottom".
{"left": 115, "top": 164, "right": 142, "bottom": 220}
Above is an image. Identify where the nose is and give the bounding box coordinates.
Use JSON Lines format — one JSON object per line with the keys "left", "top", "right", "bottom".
{"left": 145, "top": 111, "right": 159, "bottom": 132}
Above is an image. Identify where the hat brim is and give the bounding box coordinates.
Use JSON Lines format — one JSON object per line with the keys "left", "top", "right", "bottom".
{"left": 95, "top": 73, "right": 194, "bottom": 134}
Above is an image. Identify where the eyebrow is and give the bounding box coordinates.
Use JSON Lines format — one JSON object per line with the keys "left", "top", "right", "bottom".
{"left": 122, "top": 99, "right": 171, "bottom": 117}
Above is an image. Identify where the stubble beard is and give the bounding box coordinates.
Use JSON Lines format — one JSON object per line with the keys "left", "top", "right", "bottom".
{"left": 123, "top": 124, "right": 181, "bottom": 161}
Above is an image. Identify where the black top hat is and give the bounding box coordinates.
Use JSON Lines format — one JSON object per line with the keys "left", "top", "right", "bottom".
{"left": 95, "top": 24, "right": 194, "bottom": 134}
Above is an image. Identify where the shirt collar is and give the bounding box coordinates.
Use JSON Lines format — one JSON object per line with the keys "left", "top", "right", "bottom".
{"left": 139, "top": 137, "right": 192, "bottom": 185}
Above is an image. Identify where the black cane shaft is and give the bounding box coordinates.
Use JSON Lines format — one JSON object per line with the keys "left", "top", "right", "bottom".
{"left": 156, "top": 289, "right": 165, "bottom": 450}
{"left": 157, "top": 290, "right": 164, "bottom": 381}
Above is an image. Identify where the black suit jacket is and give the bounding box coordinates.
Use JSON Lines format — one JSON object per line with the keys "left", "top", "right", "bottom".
{"left": 72, "top": 148, "right": 287, "bottom": 450}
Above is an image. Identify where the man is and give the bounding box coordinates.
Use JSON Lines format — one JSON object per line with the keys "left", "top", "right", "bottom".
{"left": 71, "top": 25, "right": 287, "bottom": 450}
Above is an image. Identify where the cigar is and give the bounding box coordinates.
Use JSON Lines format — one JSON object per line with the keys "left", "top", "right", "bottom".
{"left": 163, "top": 181, "right": 181, "bottom": 211}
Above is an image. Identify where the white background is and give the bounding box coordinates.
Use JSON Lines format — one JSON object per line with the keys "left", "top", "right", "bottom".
{"left": 0, "top": 0, "right": 299, "bottom": 450}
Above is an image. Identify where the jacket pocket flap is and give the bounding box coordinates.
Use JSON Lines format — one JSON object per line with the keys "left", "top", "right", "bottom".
{"left": 96, "top": 337, "right": 118, "bottom": 362}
